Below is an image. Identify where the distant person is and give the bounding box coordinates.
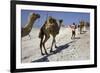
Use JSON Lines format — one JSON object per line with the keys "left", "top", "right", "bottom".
{"left": 70, "top": 23, "right": 77, "bottom": 39}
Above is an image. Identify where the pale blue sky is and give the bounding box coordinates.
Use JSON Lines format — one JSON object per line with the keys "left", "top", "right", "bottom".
{"left": 21, "top": 10, "right": 90, "bottom": 28}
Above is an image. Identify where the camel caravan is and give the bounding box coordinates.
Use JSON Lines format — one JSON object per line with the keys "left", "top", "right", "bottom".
{"left": 78, "top": 20, "right": 90, "bottom": 34}
{"left": 21, "top": 12, "right": 90, "bottom": 56}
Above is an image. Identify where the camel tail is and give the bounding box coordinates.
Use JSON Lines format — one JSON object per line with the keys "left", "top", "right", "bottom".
{"left": 38, "top": 27, "right": 44, "bottom": 39}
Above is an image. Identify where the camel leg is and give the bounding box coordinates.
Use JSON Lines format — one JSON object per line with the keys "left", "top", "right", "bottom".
{"left": 40, "top": 36, "right": 45, "bottom": 55}
{"left": 53, "top": 36, "right": 57, "bottom": 48}
{"left": 50, "top": 37, "right": 57, "bottom": 53}
{"left": 43, "top": 34, "right": 50, "bottom": 55}
{"left": 54, "top": 39, "right": 58, "bottom": 48}
{"left": 50, "top": 38, "right": 54, "bottom": 53}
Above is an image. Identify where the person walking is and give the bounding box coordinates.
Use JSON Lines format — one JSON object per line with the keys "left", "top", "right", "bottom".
{"left": 70, "top": 23, "right": 76, "bottom": 39}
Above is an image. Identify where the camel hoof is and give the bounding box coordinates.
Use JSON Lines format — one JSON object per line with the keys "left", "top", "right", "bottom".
{"left": 55, "top": 45, "right": 58, "bottom": 48}
{"left": 41, "top": 53, "right": 45, "bottom": 56}
{"left": 50, "top": 50, "right": 54, "bottom": 53}
{"left": 50, "top": 50, "right": 56, "bottom": 54}
{"left": 45, "top": 52, "right": 48, "bottom": 55}
{"left": 50, "top": 50, "right": 52, "bottom": 53}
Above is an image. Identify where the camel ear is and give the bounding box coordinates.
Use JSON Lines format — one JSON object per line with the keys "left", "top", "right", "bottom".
{"left": 59, "top": 19, "right": 63, "bottom": 23}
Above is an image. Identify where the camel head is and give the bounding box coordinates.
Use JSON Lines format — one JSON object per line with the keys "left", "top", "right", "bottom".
{"left": 30, "top": 13, "right": 40, "bottom": 20}
{"left": 59, "top": 19, "right": 63, "bottom": 24}
{"left": 58, "top": 19, "right": 63, "bottom": 29}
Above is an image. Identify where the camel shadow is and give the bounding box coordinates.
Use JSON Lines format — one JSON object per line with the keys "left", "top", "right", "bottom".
{"left": 32, "top": 55, "right": 49, "bottom": 62}
{"left": 53, "top": 41, "right": 74, "bottom": 54}
{"left": 80, "top": 31, "right": 87, "bottom": 34}
{"left": 31, "top": 41, "right": 74, "bottom": 62}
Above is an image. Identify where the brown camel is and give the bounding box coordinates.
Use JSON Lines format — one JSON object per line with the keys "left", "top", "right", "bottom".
{"left": 85, "top": 22, "right": 90, "bottom": 30}
{"left": 21, "top": 13, "right": 40, "bottom": 38}
{"left": 79, "top": 21, "right": 85, "bottom": 34}
{"left": 38, "top": 16, "right": 63, "bottom": 55}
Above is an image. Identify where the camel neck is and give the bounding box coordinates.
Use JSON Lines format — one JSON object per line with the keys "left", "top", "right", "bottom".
{"left": 26, "top": 17, "right": 37, "bottom": 28}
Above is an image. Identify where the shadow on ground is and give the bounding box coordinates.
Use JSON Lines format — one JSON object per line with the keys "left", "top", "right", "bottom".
{"left": 80, "top": 31, "right": 87, "bottom": 34}
{"left": 74, "top": 37, "right": 80, "bottom": 39}
{"left": 32, "top": 55, "right": 50, "bottom": 62}
{"left": 31, "top": 41, "right": 74, "bottom": 62}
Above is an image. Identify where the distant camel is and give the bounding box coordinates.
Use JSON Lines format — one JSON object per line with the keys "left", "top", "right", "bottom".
{"left": 21, "top": 13, "right": 40, "bottom": 38}
{"left": 79, "top": 21, "right": 85, "bottom": 34}
{"left": 38, "top": 16, "right": 63, "bottom": 55}
{"left": 85, "top": 22, "right": 90, "bottom": 30}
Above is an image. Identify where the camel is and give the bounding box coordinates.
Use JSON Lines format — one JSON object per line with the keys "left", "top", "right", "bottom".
{"left": 79, "top": 21, "right": 85, "bottom": 34}
{"left": 38, "top": 16, "right": 63, "bottom": 55}
{"left": 85, "top": 22, "right": 90, "bottom": 30}
{"left": 21, "top": 13, "right": 40, "bottom": 38}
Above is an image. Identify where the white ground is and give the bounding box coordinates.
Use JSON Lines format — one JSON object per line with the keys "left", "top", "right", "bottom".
{"left": 21, "top": 27, "right": 90, "bottom": 63}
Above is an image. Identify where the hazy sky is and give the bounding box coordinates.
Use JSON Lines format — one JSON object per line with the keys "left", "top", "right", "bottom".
{"left": 21, "top": 10, "right": 90, "bottom": 28}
